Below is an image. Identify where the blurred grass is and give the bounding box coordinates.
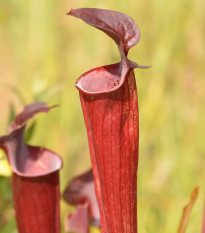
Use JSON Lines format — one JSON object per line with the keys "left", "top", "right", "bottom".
{"left": 0, "top": 0, "right": 205, "bottom": 232}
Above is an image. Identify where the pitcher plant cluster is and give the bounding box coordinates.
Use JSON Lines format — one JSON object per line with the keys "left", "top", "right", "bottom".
{"left": 0, "top": 8, "right": 203, "bottom": 233}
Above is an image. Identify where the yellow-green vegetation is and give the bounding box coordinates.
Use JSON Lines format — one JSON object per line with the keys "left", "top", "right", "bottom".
{"left": 0, "top": 0, "right": 205, "bottom": 232}
{"left": 0, "top": 151, "right": 12, "bottom": 177}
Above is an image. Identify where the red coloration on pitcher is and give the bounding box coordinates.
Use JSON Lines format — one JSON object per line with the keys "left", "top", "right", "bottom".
{"left": 0, "top": 103, "right": 62, "bottom": 233}
{"left": 68, "top": 8, "right": 149, "bottom": 233}
{"left": 80, "top": 69, "right": 139, "bottom": 233}
{"left": 64, "top": 203, "right": 89, "bottom": 233}
{"left": 63, "top": 169, "right": 100, "bottom": 227}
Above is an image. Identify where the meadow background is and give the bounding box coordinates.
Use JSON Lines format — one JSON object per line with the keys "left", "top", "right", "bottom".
{"left": 0, "top": 0, "right": 205, "bottom": 232}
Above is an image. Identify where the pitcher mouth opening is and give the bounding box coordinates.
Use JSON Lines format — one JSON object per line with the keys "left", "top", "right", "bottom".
{"left": 75, "top": 63, "right": 132, "bottom": 95}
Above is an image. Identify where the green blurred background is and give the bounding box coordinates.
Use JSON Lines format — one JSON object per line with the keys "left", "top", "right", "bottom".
{"left": 0, "top": 0, "right": 205, "bottom": 232}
